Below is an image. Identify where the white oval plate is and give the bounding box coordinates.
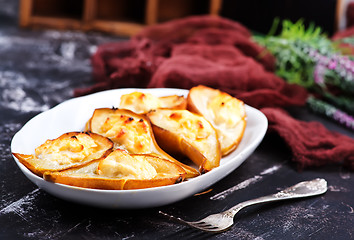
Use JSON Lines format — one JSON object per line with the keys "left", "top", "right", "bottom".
{"left": 11, "top": 88, "right": 267, "bottom": 209}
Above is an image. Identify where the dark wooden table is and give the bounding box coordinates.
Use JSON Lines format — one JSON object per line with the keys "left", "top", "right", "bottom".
{"left": 1, "top": 1, "right": 353, "bottom": 239}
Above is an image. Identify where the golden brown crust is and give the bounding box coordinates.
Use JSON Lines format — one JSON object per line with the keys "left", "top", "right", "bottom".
{"left": 87, "top": 108, "right": 199, "bottom": 178}
{"left": 43, "top": 154, "right": 186, "bottom": 190}
{"left": 119, "top": 92, "right": 187, "bottom": 114}
{"left": 15, "top": 87, "right": 246, "bottom": 190}
{"left": 12, "top": 132, "right": 113, "bottom": 177}
{"left": 147, "top": 109, "right": 221, "bottom": 173}
{"left": 187, "top": 85, "right": 247, "bottom": 156}
{"left": 13, "top": 153, "right": 43, "bottom": 177}
{"left": 158, "top": 95, "right": 187, "bottom": 110}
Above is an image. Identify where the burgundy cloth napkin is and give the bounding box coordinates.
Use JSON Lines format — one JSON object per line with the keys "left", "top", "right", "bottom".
{"left": 332, "top": 25, "right": 354, "bottom": 55}
{"left": 263, "top": 108, "right": 354, "bottom": 170}
{"left": 75, "top": 16, "right": 354, "bottom": 170}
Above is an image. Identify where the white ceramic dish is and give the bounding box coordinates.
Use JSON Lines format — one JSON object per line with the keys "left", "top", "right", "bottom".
{"left": 11, "top": 88, "right": 267, "bottom": 209}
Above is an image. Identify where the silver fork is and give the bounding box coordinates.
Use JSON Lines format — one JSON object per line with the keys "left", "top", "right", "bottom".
{"left": 160, "top": 178, "right": 327, "bottom": 233}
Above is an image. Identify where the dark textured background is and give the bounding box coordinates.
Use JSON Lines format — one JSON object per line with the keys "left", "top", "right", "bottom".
{"left": 0, "top": 1, "right": 353, "bottom": 239}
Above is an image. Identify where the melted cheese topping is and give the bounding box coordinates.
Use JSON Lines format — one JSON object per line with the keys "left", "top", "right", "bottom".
{"left": 97, "top": 149, "right": 157, "bottom": 179}
{"left": 152, "top": 110, "right": 215, "bottom": 158}
{"left": 159, "top": 95, "right": 185, "bottom": 108}
{"left": 35, "top": 133, "right": 98, "bottom": 165}
{"left": 99, "top": 114, "right": 152, "bottom": 153}
{"left": 191, "top": 87, "right": 246, "bottom": 154}
{"left": 120, "top": 92, "right": 161, "bottom": 114}
{"left": 208, "top": 93, "right": 243, "bottom": 128}
{"left": 168, "top": 112, "right": 211, "bottom": 140}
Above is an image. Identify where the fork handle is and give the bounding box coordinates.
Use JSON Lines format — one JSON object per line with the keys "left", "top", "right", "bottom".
{"left": 227, "top": 178, "right": 327, "bottom": 216}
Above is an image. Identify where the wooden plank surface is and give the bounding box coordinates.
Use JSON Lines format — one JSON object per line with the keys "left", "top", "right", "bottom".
{"left": 18, "top": 0, "right": 224, "bottom": 36}
{"left": 19, "top": 0, "right": 34, "bottom": 27}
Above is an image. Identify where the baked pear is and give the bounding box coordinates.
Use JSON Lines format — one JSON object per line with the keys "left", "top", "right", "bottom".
{"left": 119, "top": 92, "right": 186, "bottom": 114}
{"left": 12, "top": 132, "right": 113, "bottom": 177}
{"left": 159, "top": 95, "right": 187, "bottom": 109}
{"left": 147, "top": 109, "right": 221, "bottom": 173}
{"left": 43, "top": 149, "right": 186, "bottom": 190}
{"left": 187, "top": 85, "right": 247, "bottom": 156}
{"left": 86, "top": 108, "right": 199, "bottom": 178}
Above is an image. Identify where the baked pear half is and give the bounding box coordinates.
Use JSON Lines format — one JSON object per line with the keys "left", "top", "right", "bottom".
{"left": 119, "top": 92, "right": 187, "bottom": 114}
{"left": 147, "top": 109, "right": 221, "bottom": 173}
{"left": 86, "top": 108, "right": 199, "bottom": 178}
{"left": 187, "top": 85, "right": 247, "bottom": 156}
{"left": 12, "top": 132, "right": 113, "bottom": 177}
{"left": 44, "top": 149, "right": 186, "bottom": 190}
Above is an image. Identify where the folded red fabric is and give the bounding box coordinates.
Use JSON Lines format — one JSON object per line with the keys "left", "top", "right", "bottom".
{"left": 148, "top": 43, "right": 307, "bottom": 109}
{"left": 262, "top": 108, "right": 354, "bottom": 170}
{"left": 332, "top": 25, "right": 354, "bottom": 40}
{"left": 75, "top": 15, "right": 353, "bottom": 170}
{"left": 331, "top": 26, "right": 354, "bottom": 55}
{"left": 75, "top": 15, "right": 278, "bottom": 97}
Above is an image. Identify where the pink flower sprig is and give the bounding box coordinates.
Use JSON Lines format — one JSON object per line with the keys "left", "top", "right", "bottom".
{"left": 313, "top": 64, "right": 325, "bottom": 85}
{"left": 307, "top": 96, "right": 354, "bottom": 131}
{"left": 308, "top": 49, "right": 354, "bottom": 92}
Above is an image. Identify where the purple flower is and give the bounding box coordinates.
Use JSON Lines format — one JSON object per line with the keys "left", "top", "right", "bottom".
{"left": 314, "top": 64, "right": 325, "bottom": 84}
{"left": 328, "top": 61, "right": 337, "bottom": 70}
{"left": 333, "top": 110, "right": 354, "bottom": 130}
{"left": 309, "top": 49, "right": 316, "bottom": 57}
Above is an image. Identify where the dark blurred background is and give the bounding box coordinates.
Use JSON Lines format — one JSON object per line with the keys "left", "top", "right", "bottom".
{"left": 13, "top": 0, "right": 343, "bottom": 37}
{"left": 221, "top": 0, "right": 337, "bottom": 35}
